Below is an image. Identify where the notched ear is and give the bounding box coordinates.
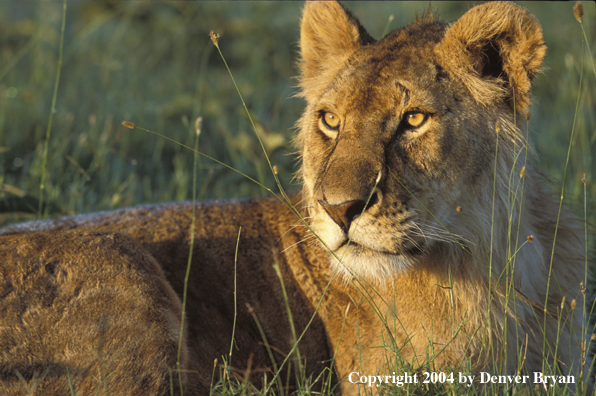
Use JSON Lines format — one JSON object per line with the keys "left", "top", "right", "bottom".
{"left": 437, "top": 1, "right": 546, "bottom": 113}
{"left": 299, "top": 0, "right": 374, "bottom": 99}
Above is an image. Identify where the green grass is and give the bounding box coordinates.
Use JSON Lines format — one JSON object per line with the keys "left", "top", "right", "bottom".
{"left": 0, "top": 1, "right": 594, "bottom": 395}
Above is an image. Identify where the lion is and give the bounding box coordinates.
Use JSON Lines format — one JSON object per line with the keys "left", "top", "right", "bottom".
{"left": 0, "top": 1, "right": 590, "bottom": 395}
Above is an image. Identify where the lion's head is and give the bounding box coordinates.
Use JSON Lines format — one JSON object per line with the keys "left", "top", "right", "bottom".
{"left": 296, "top": 1, "right": 546, "bottom": 281}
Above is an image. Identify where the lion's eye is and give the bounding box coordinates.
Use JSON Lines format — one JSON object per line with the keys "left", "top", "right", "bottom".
{"left": 323, "top": 112, "right": 340, "bottom": 129}
{"left": 318, "top": 112, "right": 340, "bottom": 139}
{"left": 405, "top": 112, "right": 427, "bottom": 128}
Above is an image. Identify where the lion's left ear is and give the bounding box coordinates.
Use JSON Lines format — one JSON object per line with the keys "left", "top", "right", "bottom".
{"left": 437, "top": 1, "right": 546, "bottom": 113}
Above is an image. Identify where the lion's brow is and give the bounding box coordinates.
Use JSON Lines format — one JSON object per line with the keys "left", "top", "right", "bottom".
{"left": 395, "top": 81, "right": 409, "bottom": 107}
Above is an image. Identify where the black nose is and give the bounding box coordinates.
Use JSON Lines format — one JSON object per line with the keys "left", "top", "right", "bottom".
{"left": 318, "top": 193, "right": 378, "bottom": 233}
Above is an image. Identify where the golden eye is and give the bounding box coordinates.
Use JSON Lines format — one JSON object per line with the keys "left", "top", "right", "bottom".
{"left": 323, "top": 112, "right": 340, "bottom": 129}
{"left": 405, "top": 112, "right": 427, "bottom": 128}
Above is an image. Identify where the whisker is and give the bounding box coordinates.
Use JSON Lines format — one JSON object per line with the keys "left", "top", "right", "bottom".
{"left": 282, "top": 235, "right": 317, "bottom": 253}
{"left": 408, "top": 219, "right": 471, "bottom": 245}
{"left": 277, "top": 217, "right": 313, "bottom": 242}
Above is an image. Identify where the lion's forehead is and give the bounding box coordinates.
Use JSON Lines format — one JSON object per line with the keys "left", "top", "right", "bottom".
{"left": 326, "top": 33, "right": 451, "bottom": 117}
{"left": 359, "top": 20, "right": 445, "bottom": 77}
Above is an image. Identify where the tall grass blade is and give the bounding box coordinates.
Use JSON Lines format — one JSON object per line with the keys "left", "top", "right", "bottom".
{"left": 176, "top": 117, "right": 202, "bottom": 395}
{"left": 228, "top": 226, "right": 241, "bottom": 375}
{"left": 542, "top": 9, "right": 586, "bottom": 369}
{"left": 38, "top": 0, "right": 67, "bottom": 219}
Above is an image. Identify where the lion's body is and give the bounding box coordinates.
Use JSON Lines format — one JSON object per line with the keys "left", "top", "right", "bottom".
{"left": 1, "top": 195, "right": 334, "bottom": 395}
{"left": 0, "top": 1, "right": 590, "bottom": 395}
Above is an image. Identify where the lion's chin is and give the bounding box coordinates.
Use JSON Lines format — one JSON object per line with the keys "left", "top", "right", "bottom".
{"left": 329, "top": 243, "right": 418, "bottom": 282}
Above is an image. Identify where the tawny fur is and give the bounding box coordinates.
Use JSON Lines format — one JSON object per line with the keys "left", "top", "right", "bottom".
{"left": 1, "top": 231, "right": 188, "bottom": 395}
{"left": 0, "top": 1, "right": 590, "bottom": 395}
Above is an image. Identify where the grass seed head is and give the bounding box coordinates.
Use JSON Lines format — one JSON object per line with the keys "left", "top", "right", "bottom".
{"left": 525, "top": 113, "right": 530, "bottom": 121}
{"left": 527, "top": 235, "right": 534, "bottom": 242}
{"left": 273, "top": 165, "right": 279, "bottom": 175}
{"left": 121, "top": 121, "right": 135, "bottom": 129}
{"left": 210, "top": 30, "right": 220, "bottom": 48}
{"left": 495, "top": 120, "right": 501, "bottom": 133}
{"left": 456, "top": 206, "right": 462, "bottom": 213}
{"left": 520, "top": 166, "right": 526, "bottom": 178}
{"left": 574, "top": 2, "right": 583, "bottom": 23}
{"left": 571, "top": 299, "right": 576, "bottom": 310}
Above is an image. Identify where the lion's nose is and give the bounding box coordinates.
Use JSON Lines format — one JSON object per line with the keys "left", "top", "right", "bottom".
{"left": 318, "top": 191, "right": 378, "bottom": 233}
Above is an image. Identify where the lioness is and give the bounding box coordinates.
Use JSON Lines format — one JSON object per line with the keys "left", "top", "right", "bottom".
{"left": 0, "top": 1, "right": 590, "bottom": 395}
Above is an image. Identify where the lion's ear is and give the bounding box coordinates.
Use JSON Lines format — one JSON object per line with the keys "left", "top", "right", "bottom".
{"left": 437, "top": 1, "right": 546, "bottom": 113}
{"left": 299, "top": 1, "right": 374, "bottom": 99}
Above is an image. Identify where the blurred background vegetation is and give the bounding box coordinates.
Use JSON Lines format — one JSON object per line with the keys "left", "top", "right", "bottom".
{"left": 0, "top": 1, "right": 594, "bottom": 230}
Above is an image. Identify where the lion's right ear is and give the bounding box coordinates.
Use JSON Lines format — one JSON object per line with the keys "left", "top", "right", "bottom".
{"left": 299, "top": 1, "right": 374, "bottom": 100}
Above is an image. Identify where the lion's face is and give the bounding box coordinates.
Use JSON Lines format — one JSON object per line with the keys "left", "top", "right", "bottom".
{"left": 297, "top": 1, "right": 545, "bottom": 280}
